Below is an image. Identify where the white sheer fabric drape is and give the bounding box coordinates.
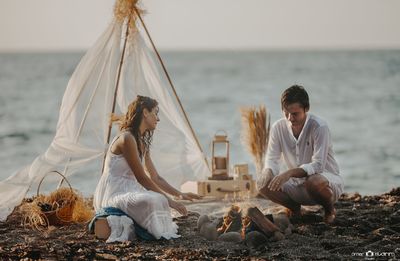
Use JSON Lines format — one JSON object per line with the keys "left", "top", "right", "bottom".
{"left": 0, "top": 19, "right": 209, "bottom": 221}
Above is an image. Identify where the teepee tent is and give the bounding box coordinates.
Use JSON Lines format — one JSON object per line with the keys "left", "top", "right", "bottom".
{"left": 0, "top": 0, "right": 210, "bottom": 222}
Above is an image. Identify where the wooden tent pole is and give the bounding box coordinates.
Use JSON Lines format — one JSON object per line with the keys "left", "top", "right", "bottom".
{"left": 134, "top": 9, "right": 210, "bottom": 171}
{"left": 107, "top": 18, "right": 131, "bottom": 144}
{"left": 60, "top": 16, "right": 130, "bottom": 185}
{"left": 101, "top": 17, "right": 131, "bottom": 174}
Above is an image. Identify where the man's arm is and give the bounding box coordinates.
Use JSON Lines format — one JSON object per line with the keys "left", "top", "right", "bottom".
{"left": 268, "top": 168, "right": 307, "bottom": 191}
{"left": 257, "top": 124, "right": 282, "bottom": 190}
{"left": 264, "top": 124, "right": 282, "bottom": 176}
{"left": 268, "top": 125, "right": 332, "bottom": 191}
{"left": 300, "top": 125, "right": 331, "bottom": 175}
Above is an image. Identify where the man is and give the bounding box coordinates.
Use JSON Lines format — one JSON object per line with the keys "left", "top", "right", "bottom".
{"left": 257, "top": 85, "right": 344, "bottom": 224}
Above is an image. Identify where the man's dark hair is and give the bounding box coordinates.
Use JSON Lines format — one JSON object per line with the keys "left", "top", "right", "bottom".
{"left": 281, "top": 85, "right": 310, "bottom": 110}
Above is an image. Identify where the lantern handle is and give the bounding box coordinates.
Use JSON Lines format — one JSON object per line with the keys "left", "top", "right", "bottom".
{"left": 214, "top": 130, "right": 228, "bottom": 142}
{"left": 214, "top": 129, "right": 228, "bottom": 137}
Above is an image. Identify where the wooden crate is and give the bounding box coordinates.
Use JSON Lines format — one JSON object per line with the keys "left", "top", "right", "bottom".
{"left": 94, "top": 217, "right": 111, "bottom": 239}
{"left": 197, "top": 179, "right": 257, "bottom": 198}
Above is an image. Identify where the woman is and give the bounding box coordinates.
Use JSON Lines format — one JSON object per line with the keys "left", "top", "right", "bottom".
{"left": 94, "top": 95, "right": 200, "bottom": 240}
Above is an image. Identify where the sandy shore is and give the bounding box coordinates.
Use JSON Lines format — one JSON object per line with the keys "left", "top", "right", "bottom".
{"left": 1, "top": 188, "right": 399, "bottom": 260}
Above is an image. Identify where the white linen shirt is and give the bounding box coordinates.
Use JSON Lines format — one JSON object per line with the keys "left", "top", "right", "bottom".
{"left": 264, "top": 113, "right": 340, "bottom": 177}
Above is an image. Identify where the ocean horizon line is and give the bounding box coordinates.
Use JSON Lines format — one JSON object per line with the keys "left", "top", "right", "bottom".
{"left": 1, "top": 46, "right": 400, "bottom": 54}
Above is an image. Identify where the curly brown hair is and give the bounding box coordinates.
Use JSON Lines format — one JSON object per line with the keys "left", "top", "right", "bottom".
{"left": 114, "top": 95, "right": 158, "bottom": 159}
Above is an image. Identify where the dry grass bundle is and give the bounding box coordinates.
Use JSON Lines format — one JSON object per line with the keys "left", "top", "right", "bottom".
{"left": 20, "top": 199, "right": 48, "bottom": 231}
{"left": 20, "top": 188, "right": 94, "bottom": 230}
{"left": 47, "top": 187, "right": 77, "bottom": 208}
{"left": 72, "top": 195, "right": 94, "bottom": 223}
{"left": 240, "top": 105, "right": 270, "bottom": 175}
{"left": 114, "top": 0, "right": 145, "bottom": 34}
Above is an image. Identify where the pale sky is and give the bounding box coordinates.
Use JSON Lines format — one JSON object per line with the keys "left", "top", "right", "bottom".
{"left": 1, "top": 0, "right": 400, "bottom": 51}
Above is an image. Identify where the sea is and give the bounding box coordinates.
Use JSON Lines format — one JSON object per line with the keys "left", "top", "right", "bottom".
{"left": 1, "top": 50, "right": 400, "bottom": 202}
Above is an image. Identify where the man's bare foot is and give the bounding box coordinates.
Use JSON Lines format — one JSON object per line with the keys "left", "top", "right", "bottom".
{"left": 285, "top": 207, "right": 302, "bottom": 217}
{"left": 324, "top": 208, "right": 336, "bottom": 224}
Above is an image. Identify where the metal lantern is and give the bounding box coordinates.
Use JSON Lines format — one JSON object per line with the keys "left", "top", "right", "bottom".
{"left": 210, "top": 130, "right": 232, "bottom": 180}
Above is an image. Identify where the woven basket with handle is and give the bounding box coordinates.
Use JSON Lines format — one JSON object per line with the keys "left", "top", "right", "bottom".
{"left": 36, "top": 171, "right": 76, "bottom": 226}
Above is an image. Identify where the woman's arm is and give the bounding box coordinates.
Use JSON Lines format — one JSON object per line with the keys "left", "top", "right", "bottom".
{"left": 144, "top": 152, "right": 181, "bottom": 197}
{"left": 145, "top": 152, "right": 202, "bottom": 201}
{"left": 121, "top": 133, "right": 169, "bottom": 196}
{"left": 118, "top": 133, "right": 186, "bottom": 215}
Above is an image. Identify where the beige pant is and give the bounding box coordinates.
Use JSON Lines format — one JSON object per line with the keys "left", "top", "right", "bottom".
{"left": 282, "top": 172, "right": 344, "bottom": 205}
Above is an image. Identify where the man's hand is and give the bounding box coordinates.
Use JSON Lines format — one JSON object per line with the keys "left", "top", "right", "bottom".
{"left": 268, "top": 172, "right": 291, "bottom": 191}
{"left": 180, "top": 192, "right": 202, "bottom": 201}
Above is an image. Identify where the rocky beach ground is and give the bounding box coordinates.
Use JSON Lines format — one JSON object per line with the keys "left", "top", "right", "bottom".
{"left": 1, "top": 188, "right": 399, "bottom": 260}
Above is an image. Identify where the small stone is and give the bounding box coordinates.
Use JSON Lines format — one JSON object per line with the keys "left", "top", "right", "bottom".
{"left": 197, "top": 215, "right": 210, "bottom": 231}
{"left": 272, "top": 213, "right": 291, "bottom": 231}
{"left": 244, "top": 231, "right": 268, "bottom": 248}
{"left": 212, "top": 218, "right": 222, "bottom": 228}
{"left": 199, "top": 222, "right": 218, "bottom": 241}
{"left": 273, "top": 231, "right": 285, "bottom": 241}
{"left": 284, "top": 226, "right": 292, "bottom": 236}
{"left": 218, "top": 232, "right": 242, "bottom": 243}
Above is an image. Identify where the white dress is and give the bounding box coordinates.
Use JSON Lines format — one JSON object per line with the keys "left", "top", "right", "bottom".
{"left": 93, "top": 134, "right": 180, "bottom": 240}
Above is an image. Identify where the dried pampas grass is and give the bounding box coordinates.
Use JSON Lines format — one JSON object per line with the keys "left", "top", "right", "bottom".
{"left": 240, "top": 105, "right": 270, "bottom": 175}
{"left": 114, "top": 0, "right": 145, "bottom": 33}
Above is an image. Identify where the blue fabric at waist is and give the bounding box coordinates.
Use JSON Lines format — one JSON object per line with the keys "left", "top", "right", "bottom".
{"left": 88, "top": 207, "right": 156, "bottom": 241}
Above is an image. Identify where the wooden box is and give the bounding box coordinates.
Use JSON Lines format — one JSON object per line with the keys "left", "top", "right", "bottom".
{"left": 94, "top": 217, "right": 111, "bottom": 239}
{"left": 197, "top": 179, "right": 257, "bottom": 198}
{"left": 233, "top": 164, "right": 249, "bottom": 180}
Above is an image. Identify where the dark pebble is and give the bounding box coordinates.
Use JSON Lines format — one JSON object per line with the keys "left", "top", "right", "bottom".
{"left": 244, "top": 231, "right": 268, "bottom": 248}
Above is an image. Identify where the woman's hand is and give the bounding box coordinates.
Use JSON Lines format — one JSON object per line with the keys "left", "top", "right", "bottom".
{"left": 180, "top": 192, "right": 203, "bottom": 201}
{"left": 168, "top": 198, "right": 188, "bottom": 216}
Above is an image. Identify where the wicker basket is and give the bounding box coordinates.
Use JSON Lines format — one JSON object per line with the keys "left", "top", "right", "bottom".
{"left": 36, "top": 171, "right": 76, "bottom": 226}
